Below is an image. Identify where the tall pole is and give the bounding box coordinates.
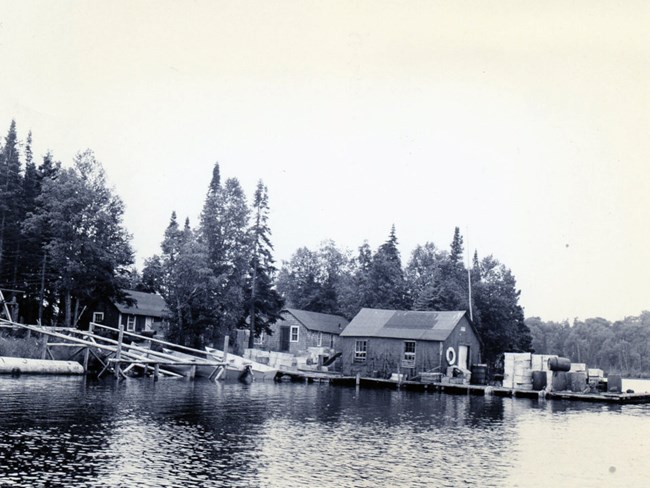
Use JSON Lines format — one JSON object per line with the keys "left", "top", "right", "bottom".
{"left": 466, "top": 226, "right": 473, "bottom": 322}
{"left": 38, "top": 252, "right": 46, "bottom": 325}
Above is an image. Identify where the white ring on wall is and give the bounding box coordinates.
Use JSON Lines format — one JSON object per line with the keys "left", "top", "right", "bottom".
{"left": 446, "top": 347, "right": 456, "bottom": 365}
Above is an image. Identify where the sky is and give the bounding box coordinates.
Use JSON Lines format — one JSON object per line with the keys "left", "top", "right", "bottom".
{"left": 1, "top": 1, "right": 649, "bottom": 322}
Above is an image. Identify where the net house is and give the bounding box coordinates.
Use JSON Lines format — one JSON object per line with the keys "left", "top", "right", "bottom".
{"left": 259, "top": 308, "right": 349, "bottom": 354}
{"left": 339, "top": 308, "right": 482, "bottom": 378}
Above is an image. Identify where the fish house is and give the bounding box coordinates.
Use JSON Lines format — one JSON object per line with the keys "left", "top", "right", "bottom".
{"left": 339, "top": 308, "right": 481, "bottom": 378}
{"left": 84, "top": 290, "right": 169, "bottom": 335}
{"left": 262, "top": 308, "right": 349, "bottom": 354}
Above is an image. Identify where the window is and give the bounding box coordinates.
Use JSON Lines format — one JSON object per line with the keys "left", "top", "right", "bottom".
{"left": 290, "top": 326, "right": 299, "bottom": 342}
{"left": 92, "top": 312, "right": 104, "bottom": 324}
{"left": 354, "top": 340, "right": 367, "bottom": 362}
{"left": 403, "top": 341, "right": 416, "bottom": 366}
{"left": 144, "top": 317, "right": 153, "bottom": 331}
{"left": 254, "top": 331, "right": 265, "bottom": 345}
{"left": 126, "top": 315, "right": 136, "bottom": 332}
{"left": 317, "top": 331, "right": 323, "bottom": 347}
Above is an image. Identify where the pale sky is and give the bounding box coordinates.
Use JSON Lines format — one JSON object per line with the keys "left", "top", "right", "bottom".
{"left": 1, "top": 1, "right": 649, "bottom": 322}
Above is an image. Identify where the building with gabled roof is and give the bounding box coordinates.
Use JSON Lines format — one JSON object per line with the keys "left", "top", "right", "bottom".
{"left": 339, "top": 308, "right": 482, "bottom": 378}
{"left": 260, "top": 308, "right": 349, "bottom": 354}
{"left": 83, "top": 290, "right": 169, "bottom": 334}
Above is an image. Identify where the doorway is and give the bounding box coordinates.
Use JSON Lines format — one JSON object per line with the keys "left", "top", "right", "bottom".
{"left": 458, "top": 345, "right": 469, "bottom": 369}
{"left": 280, "top": 326, "right": 290, "bottom": 352}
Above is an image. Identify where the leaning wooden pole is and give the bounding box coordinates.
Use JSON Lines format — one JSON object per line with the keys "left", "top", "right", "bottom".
{"left": 83, "top": 322, "right": 94, "bottom": 372}
{"left": 115, "top": 323, "right": 124, "bottom": 379}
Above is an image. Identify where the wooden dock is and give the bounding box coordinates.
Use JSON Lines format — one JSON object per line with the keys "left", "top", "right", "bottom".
{"left": 327, "top": 375, "right": 650, "bottom": 404}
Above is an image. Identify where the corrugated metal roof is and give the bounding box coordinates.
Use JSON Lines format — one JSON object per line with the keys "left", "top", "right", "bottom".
{"left": 113, "top": 290, "right": 168, "bottom": 318}
{"left": 340, "top": 308, "right": 466, "bottom": 341}
{"left": 284, "top": 308, "right": 349, "bottom": 335}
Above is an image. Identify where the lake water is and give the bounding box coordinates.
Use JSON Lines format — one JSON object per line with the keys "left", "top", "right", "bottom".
{"left": 0, "top": 376, "right": 649, "bottom": 487}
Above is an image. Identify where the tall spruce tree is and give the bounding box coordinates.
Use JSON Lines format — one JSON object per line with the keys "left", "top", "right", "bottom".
{"left": 199, "top": 164, "right": 250, "bottom": 343}
{"left": 246, "top": 181, "right": 284, "bottom": 347}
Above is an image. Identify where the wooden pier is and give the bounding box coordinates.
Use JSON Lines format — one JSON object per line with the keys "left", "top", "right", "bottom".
{"left": 327, "top": 375, "right": 650, "bottom": 404}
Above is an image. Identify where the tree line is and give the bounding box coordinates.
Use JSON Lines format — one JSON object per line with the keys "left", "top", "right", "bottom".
{"left": 526, "top": 313, "right": 650, "bottom": 377}
{"left": 2, "top": 118, "right": 534, "bottom": 367}
{"left": 276, "top": 226, "right": 532, "bottom": 366}
{"left": 0, "top": 121, "right": 133, "bottom": 327}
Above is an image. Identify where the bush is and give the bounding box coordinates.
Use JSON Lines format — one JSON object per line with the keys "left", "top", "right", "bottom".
{"left": 0, "top": 332, "right": 45, "bottom": 359}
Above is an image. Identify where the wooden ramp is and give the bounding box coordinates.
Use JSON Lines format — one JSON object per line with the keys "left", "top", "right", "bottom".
{"left": 0, "top": 318, "right": 225, "bottom": 380}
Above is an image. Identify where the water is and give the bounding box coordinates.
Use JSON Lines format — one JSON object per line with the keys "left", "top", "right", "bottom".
{"left": 1, "top": 377, "right": 649, "bottom": 487}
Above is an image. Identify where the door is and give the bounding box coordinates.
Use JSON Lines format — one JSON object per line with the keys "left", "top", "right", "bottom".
{"left": 280, "top": 326, "right": 290, "bottom": 352}
{"left": 458, "top": 345, "right": 469, "bottom": 370}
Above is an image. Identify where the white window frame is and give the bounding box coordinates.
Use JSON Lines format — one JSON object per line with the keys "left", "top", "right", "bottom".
{"left": 403, "top": 341, "right": 416, "bottom": 365}
{"left": 254, "top": 331, "right": 265, "bottom": 345}
{"left": 144, "top": 316, "right": 153, "bottom": 331}
{"left": 126, "top": 315, "right": 136, "bottom": 332}
{"left": 317, "top": 331, "right": 323, "bottom": 347}
{"left": 92, "top": 312, "right": 104, "bottom": 324}
{"left": 354, "top": 340, "right": 367, "bottom": 362}
{"left": 290, "top": 326, "right": 299, "bottom": 343}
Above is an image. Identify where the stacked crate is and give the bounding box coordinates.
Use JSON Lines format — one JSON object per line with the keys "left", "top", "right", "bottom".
{"left": 503, "top": 352, "right": 533, "bottom": 390}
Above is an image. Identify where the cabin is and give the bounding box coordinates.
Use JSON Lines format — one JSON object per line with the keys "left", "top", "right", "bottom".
{"left": 339, "top": 308, "right": 481, "bottom": 378}
{"left": 260, "top": 308, "right": 349, "bottom": 354}
{"left": 84, "top": 290, "right": 169, "bottom": 335}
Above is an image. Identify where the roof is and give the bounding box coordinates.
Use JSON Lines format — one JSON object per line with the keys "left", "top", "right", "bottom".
{"left": 284, "top": 308, "right": 349, "bottom": 335}
{"left": 112, "top": 290, "right": 168, "bottom": 318}
{"left": 339, "top": 308, "right": 468, "bottom": 341}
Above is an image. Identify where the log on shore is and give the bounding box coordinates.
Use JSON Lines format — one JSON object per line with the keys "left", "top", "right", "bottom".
{"left": 0, "top": 356, "right": 84, "bottom": 375}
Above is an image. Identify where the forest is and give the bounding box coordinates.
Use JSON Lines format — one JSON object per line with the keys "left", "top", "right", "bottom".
{"left": 1, "top": 119, "right": 646, "bottom": 371}
{"left": 526, "top": 313, "right": 650, "bottom": 377}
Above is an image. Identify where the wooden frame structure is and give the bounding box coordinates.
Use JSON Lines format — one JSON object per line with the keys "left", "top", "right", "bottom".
{"left": 0, "top": 317, "right": 226, "bottom": 381}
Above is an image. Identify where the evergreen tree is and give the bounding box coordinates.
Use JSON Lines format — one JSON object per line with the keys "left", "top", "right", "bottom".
{"left": 449, "top": 226, "right": 464, "bottom": 265}
{"left": 246, "top": 181, "right": 284, "bottom": 347}
{"left": 199, "top": 163, "right": 250, "bottom": 343}
{"left": 0, "top": 120, "right": 23, "bottom": 292}
{"left": 366, "top": 225, "right": 408, "bottom": 309}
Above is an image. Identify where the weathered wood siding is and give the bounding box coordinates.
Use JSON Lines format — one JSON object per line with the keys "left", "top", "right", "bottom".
{"left": 340, "top": 337, "right": 443, "bottom": 378}
{"left": 442, "top": 316, "right": 482, "bottom": 369}
{"left": 265, "top": 314, "right": 338, "bottom": 353}
{"left": 340, "top": 316, "right": 481, "bottom": 377}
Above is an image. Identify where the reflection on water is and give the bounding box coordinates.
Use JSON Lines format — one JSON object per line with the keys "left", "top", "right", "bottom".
{"left": 0, "top": 376, "right": 649, "bottom": 487}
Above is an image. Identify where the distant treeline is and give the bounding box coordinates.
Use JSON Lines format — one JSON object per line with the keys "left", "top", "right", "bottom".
{"left": 2, "top": 118, "right": 533, "bottom": 366}
{"left": 526, "top": 313, "right": 650, "bottom": 377}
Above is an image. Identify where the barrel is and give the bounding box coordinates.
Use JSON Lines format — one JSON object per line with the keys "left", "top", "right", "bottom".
{"left": 471, "top": 364, "right": 488, "bottom": 385}
{"left": 551, "top": 371, "right": 568, "bottom": 391}
{"left": 532, "top": 371, "right": 547, "bottom": 391}
{"left": 547, "top": 357, "right": 571, "bottom": 372}
{"left": 607, "top": 374, "right": 622, "bottom": 393}
{"left": 567, "top": 372, "right": 587, "bottom": 392}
